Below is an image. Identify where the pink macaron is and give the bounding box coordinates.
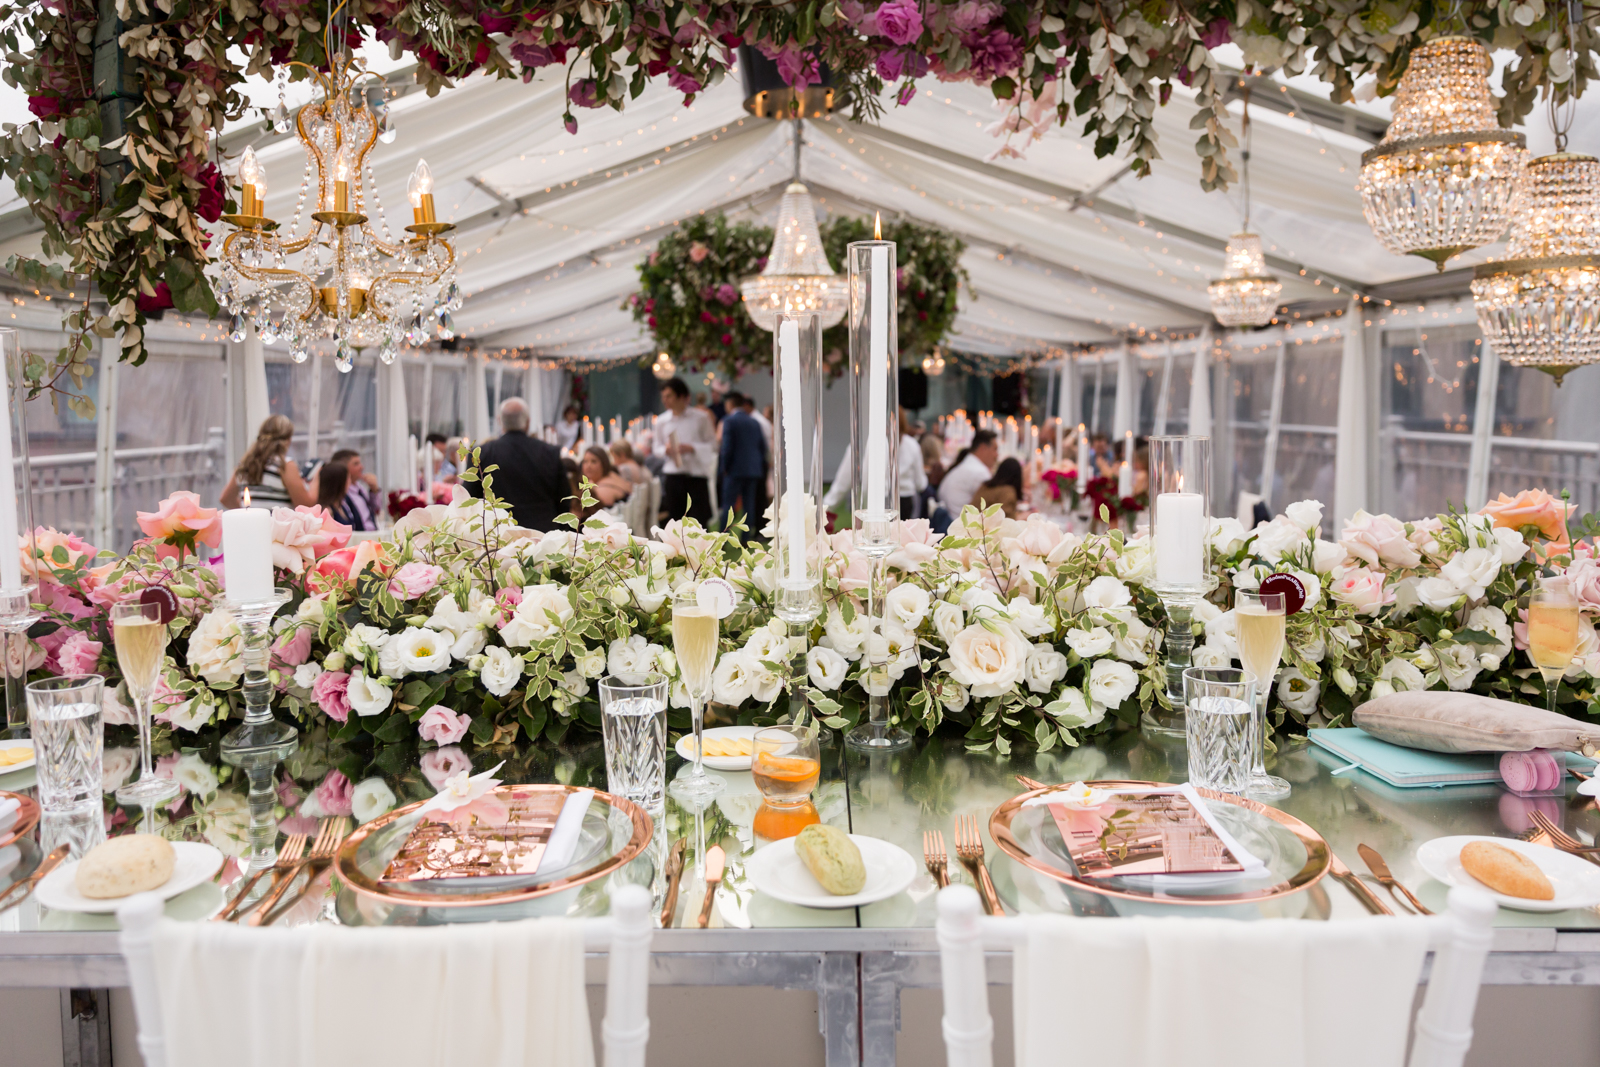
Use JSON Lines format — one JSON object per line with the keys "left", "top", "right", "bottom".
{"left": 1532, "top": 749, "right": 1564, "bottom": 791}
{"left": 1499, "top": 751, "right": 1539, "bottom": 792}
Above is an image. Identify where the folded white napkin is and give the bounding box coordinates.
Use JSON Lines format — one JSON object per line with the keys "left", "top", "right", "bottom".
{"left": 1014, "top": 913, "right": 1431, "bottom": 1067}
{"left": 152, "top": 916, "right": 594, "bottom": 1067}
{"left": 536, "top": 790, "right": 595, "bottom": 877}
{"left": 1023, "top": 784, "right": 1266, "bottom": 874}
{"left": 0, "top": 797, "right": 19, "bottom": 833}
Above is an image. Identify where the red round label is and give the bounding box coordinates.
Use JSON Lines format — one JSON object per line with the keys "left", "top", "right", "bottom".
{"left": 139, "top": 585, "right": 180, "bottom": 625}
{"left": 1259, "top": 572, "right": 1306, "bottom": 615}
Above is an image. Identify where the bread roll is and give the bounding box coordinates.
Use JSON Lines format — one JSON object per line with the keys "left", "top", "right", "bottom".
{"left": 1460, "top": 841, "right": 1554, "bottom": 900}
{"left": 75, "top": 834, "right": 176, "bottom": 899}
{"left": 795, "top": 824, "right": 866, "bottom": 895}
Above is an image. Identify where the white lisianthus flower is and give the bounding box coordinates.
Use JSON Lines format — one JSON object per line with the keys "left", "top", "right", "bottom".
{"left": 743, "top": 624, "right": 790, "bottom": 666}
{"left": 1289, "top": 569, "right": 1323, "bottom": 611}
{"left": 938, "top": 678, "right": 971, "bottom": 713}
{"left": 1111, "top": 615, "right": 1153, "bottom": 664}
{"left": 1249, "top": 516, "right": 1309, "bottom": 563}
{"left": 711, "top": 650, "right": 758, "bottom": 706}
{"left": 558, "top": 669, "right": 589, "bottom": 699}
{"left": 1276, "top": 668, "right": 1322, "bottom": 713}
{"left": 885, "top": 583, "right": 932, "bottom": 630}
{"left": 1024, "top": 643, "right": 1070, "bottom": 693}
{"left": 670, "top": 679, "right": 692, "bottom": 709}
{"left": 102, "top": 748, "right": 138, "bottom": 794}
{"left": 187, "top": 610, "right": 245, "bottom": 685}
{"left": 1047, "top": 687, "right": 1104, "bottom": 728}
{"left": 1006, "top": 596, "right": 1053, "bottom": 637}
{"left": 1439, "top": 547, "right": 1501, "bottom": 602}
{"left": 501, "top": 584, "right": 574, "bottom": 647}
{"left": 881, "top": 623, "right": 920, "bottom": 680}
{"left": 1204, "top": 609, "right": 1239, "bottom": 659}
{"left": 1332, "top": 667, "right": 1357, "bottom": 695}
{"left": 293, "top": 662, "right": 324, "bottom": 690}
{"left": 1312, "top": 538, "right": 1349, "bottom": 574}
{"left": 163, "top": 695, "right": 216, "bottom": 732}
{"left": 1080, "top": 575, "right": 1131, "bottom": 611}
{"left": 1415, "top": 576, "right": 1461, "bottom": 612}
{"left": 1191, "top": 643, "right": 1232, "bottom": 668}
{"left": 942, "top": 622, "right": 1031, "bottom": 698}
{"left": 1284, "top": 499, "right": 1324, "bottom": 534}
{"left": 824, "top": 606, "right": 872, "bottom": 658}
{"left": 1065, "top": 626, "right": 1114, "bottom": 659}
{"left": 575, "top": 644, "right": 607, "bottom": 679}
{"left": 807, "top": 645, "right": 848, "bottom": 690}
{"left": 960, "top": 585, "right": 1007, "bottom": 617}
{"left": 1295, "top": 631, "right": 1327, "bottom": 664}
{"left": 478, "top": 646, "right": 524, "bottom": 697}
{"left": 343, "top": 623, "right": 390, "bottom": 660}
{"left": 173, "top": 753, "right": 219, "bottom": 797}
{"left": 393, "top": 627, "right": 453, "bottom": 675}
{"left": 1087, "top": 659, "right": 1138, "bottom": 710}
{"left": 749, "top": 659, "right": 784, "bottom": 703}
{"left": 1378, "top": 658, "right": 1426, "bottom": 693}
{"left": 609, "top": 635, "right": 665, "bottom": 681}
{"left": 1436, "top": 644, "right": 1483, "bottom": 691}
{"left": 295, "top": 594, "right": 333, "bottom": 624}
{"left": 932, "top": 601, "right": 966, "bottom": 646}
{"left": 656, "top": 649, "right": 677, "bottom": 678}
{"left": 379, "top": 636, "right": 408, "bottom": 680}
{"left": 622, "top": 574, "right": 668, "bottom": 613}
{"left": 1113, "top": 538, "right": 1154, "bottom": 584}
{"left": 352, "top": 777, "right": 397, "bottom": 824}
{"left": 346, "top": 671, "right": 393, "bottom": 717}
{"left": 1464, "top": 605, "right": 1514, "bottom": 659}
{"left": 323, "top": 650, "right": 347, "bottom": 672}
{"left": 1209, "top": 516, "right": 1249, "bottom": 557}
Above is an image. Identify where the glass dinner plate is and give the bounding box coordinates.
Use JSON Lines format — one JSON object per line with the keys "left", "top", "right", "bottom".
{"left": 990, "top": 779, "right": 1331, "bottom": 906}
{"left": 334, "top": 784, "right": 652, "bottom": 908}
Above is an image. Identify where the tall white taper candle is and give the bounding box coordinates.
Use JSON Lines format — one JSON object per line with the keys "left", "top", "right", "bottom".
{"left": 866, "top": 244, "right": 889, "bottom": 513}
{"left": 779, "top": 319, "right": 807, "bottom": 583}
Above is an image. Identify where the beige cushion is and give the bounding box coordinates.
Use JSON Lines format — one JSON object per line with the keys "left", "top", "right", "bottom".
{"left": 1353, "top": 691, "right": 1599, "bottom": 754}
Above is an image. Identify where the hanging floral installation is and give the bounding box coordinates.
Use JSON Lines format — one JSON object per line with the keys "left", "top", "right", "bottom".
{"left": 628, "top": 212, "right": 965, "bottom": 379}
{"left": 0, "top": 0, "right": 1595, "bottom": 400}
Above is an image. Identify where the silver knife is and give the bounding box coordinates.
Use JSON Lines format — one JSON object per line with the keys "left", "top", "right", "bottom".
{"left": 1357, "top": 843, "right": 1433, "bottom": 915}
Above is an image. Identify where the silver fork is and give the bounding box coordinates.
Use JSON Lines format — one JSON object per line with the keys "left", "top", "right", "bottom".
{"left": 953, "top": 815, "right": 1002, "bottom": 915}
{"left": 923, "top": 830, "right": 950, "bottom": 889}
{"left": 214, "top": 833, "right": 307, "bottom": 923}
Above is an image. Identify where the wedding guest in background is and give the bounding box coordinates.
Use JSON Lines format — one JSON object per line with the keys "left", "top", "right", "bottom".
{"left": 422, "top": 432, "right": 457, "bottom": 481}
{"left": 609, "top": 440, "right": 649, "bottom": 484}
{"left": 329, "top": 448, "right": 379, "bottom": 530}
{"left": 467, "top": 397, "right": 568, "bottom": 531}
{"left": 316, "top": 459, "right": 350, "bottom": 515}
{"left": 556, "top": 404, "right": 583, "bottom": 453}
{"left": 921, "top": 433, "right": 946, "bottom": 490}
{"left": 751, "top": 397, "right": 773, "bottom": 450}
{"left": 580, "top": 445, "right": 634, "bottom": 514}
{"left": 938, "top": 428, "right": 998, "bottom": 513}
{"left": 717, "top": 390, "right": 768, "bottom": 538}
{"left": 899, "top": 411, "right": 927, "bottom": 520}
{"left": 975, "top": 457, "right": 1025, "bottom": 518}
{"left": 654, "top": 377, "right": 716, "bottom": 524}
{"left": 221, "top": 414, "right": 316, "bottom": 508}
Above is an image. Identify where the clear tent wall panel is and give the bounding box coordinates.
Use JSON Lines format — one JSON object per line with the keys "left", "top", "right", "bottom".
{"left": 1274, "top": 343, "right": 1341, "bottom": 509}
{"left": 1379, "top": 325, "right": 1477, "bottom": 519}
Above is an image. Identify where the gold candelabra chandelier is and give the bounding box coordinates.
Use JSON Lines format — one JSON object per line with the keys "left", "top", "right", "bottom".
{"left": 217, "top": 51, "right": 460, "bottom": 370}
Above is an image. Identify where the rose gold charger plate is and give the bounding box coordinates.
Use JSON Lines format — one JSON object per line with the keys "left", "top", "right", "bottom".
{"left": 335, "top": 784, "right": 652, "bottom": 908}
{"left": 0, "top": 791, "right": 40, "bottom": 850}
{"left": 990, "top": 779, "right": 1331, "bottom": 906}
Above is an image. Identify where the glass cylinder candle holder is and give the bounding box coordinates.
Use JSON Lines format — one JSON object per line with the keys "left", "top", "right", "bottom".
{"left": 772, "top": 310, "right": 824, "bottom": 624}
{"left": 847, "top": 237, "right": 899, "bottom": 554}
{"left": 1146, "top": 435, "right": 1217, "bottom": 737}
{"left": 0, "top": 329, "right": 37, "bottom": 738}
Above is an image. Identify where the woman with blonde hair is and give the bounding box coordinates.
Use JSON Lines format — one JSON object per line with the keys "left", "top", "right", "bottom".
{"left": 221, "top": 414, "right": 316, "bottom": 509}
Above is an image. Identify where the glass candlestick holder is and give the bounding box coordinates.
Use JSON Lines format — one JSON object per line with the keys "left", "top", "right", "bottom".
{"left": 1146, "top": 435, "right": 1216, "bottom": 738}
{"left": 0, "top": 586, "right": 39, "bottom": 738}
{"left": 218, "top": 588, "right": 298, "bottom": 762}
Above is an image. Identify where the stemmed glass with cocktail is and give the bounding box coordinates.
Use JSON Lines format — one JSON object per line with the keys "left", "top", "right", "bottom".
{"left": 671, "top": 589, "right": 724, "bottom": 802}
{"left": 111, "top": 599, "right": 179, "bottom": 805}
{"left": 1235, "top": 588, "right": 1291, "bottom": 800}
{"left": 1527, "top": 575, "right": 1581, "bottom": 713}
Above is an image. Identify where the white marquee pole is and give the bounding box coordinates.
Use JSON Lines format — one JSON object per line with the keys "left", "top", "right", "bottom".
{"left": 1154, "top": 339, "right": 1174, "bottom": 437}
{"left": 419, "top": 354, "right": 435, "bottom": 443}
{"left": 1333, "top": 298, "right": 1369, "bottom": 528}
{"left": 1466, "top": 349, "right": 1500, "bottom": 511}
{"left": 1259, "top": 340, "right": 1287, "bottom": 510}
{"left": 307, "top": 350, "right": 322, "bottom": 461}
{"left": 92, "top": 336, "right": 118, "bottom": 547}
{"left": 1189, "top": 325, "right": 1213, "bottom": 438}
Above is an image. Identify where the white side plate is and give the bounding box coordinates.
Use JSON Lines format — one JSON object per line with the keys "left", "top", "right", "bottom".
{"left": 745, "top": 833, "right": 918, "bottom": 909}
{"left": 0, "top": 739, "right": 36, "bottom": 776}
{"left": 675, "top": 725, "right": 759, "bottom": 771}
{"left": 1416, "top": 835, "right": 1600, "bottom": 913}
{"left": 35, "top": 841, "right": 224, "bottom": 914}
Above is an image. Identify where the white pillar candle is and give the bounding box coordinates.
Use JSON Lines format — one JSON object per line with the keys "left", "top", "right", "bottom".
{"left": 866, "top": 243, "right": 889, "bottom": 513}
{"left": 223, "top": 495, "right": 275, "bottom": 602}
{"left": 1154, "top": 492, "right": 1205, "bottom": 585}
{"left": 1076, "top": 423, "right": 1089, "bottom": 492}
{"left": 0, "top": 357, "right": 20, "bottom": 591}
{"left": 779, "top": 319, "right": 807, "bottom": 584}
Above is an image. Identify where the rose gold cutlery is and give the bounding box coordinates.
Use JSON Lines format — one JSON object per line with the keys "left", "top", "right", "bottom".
{"left": 0, "top": 844, "right": 69, "bottom": 912}
{"left": 215, "top": 833, "right": 307, "bottom": 923}
{"left": 1328, "top": 851, "right": 1393, "bottom": 915}
{"left": 247, "top": 818, "right": 346, "bottom": 927}
{"left": 1016, "top": 774, "right": 1048, "bottom": 792}
{"left": 1530, "top": 810, "right": 1600, "bottom": 865}
{"left": 1357, "top": 843, "right": 1431, "bottom": 915}
{"left": 953, "top": 815, "right": 1001, "bottom": 915}
{"left": 922, "top": 830, "right": 949, "bottom": 888}
{"left": 659, "top": 836, "right": 687, "bottom": 928}
{"left": 695, "top": 845, "right": 724, "bottom": 929}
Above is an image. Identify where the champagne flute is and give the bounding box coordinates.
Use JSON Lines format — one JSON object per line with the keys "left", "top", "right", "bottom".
{"left": 671, "top": 591, "right": 724, "bottom": 802}
{"left": 1528, "top": 576, "right": 1580, "bottom": 713}
{"left": 111, "top": 600, "right": 179, "bottom": 805}
{"left": 1235, "top": 589, "right": 1291, "bottom": 800}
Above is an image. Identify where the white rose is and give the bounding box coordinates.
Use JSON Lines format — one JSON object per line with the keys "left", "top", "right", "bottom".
{"left": 1276, "top": 668, "right": 1322, "bottom": 713}
{"left": 186, "top": 610, "right": 245, "bottom": 685}
{"left": 1047, "top": 687, "right": 1104, "bottom": 728}
{"left": 1464, "top": 605, "right": 1513, "bottom": 658}
{"left": 393, "top": 627, "right": 453, "bottom": 675}
{"left": 808, "top": 645, "right": 848, "bottom": 690}
{"left": 352, "top": 777, "right": 397, "bottom": 824}
{"left": 938, "top": 678, "right": 970, "bottom": 713}
{"left": 1006, "top": 596, "right": 1053, "bottom": 637}
{"left": 1415, "top": 576, "right": 1462, "bottom": 612}
{"left": 479, "top": 646, "right": 524, "bottom": 697}
{"left": 1087, "top": 658, "right": 1138, "bottom": 710}
{"left": 174, "top": 752, "right": 218, "bottom": 797}
{"left": 1065, "top": 626, "right": 1114, "bottom": 659}
{"left": 1436, "top": 643, "right": 1483, "bottom": 691}
{"left": 1480, "top": 653, "right": 1502, "bottom": 671}
{"left": 296, "top": 595, "right": 332, "bottom": 623}
{"left": 1492, "top": 526, "right": 1527, "bottom": 565}
{"left": 1191, "top": 643, "right": 1232, "bottom": 668}
{"left": 609, "top": 634, "right": 665, "bottom": 681}
{"left": 1209, "top": 516, "right": 1249, "bottom": 557}
{"left": 293, "top": 662, "right": 324, "bottom": 690}
{"left": 559, "top": 668, "right": 589, "bottom": 698}
{"left": 1439, "top": 547, "right": 1501, "bottom": 602}
{"left": 623, "top": 574, "right": 668, "bottom": 613}
{"left": 1114, "top": 538, "right": 1155, "bottom": 584}
{"left": 501, "top": 584, "right": 574, "bottom": 647}
{"left": 1080, "top": 575, "right": 1131, "bottom": 611}
{"left": 575, "top": 645, "right": 607, "bottom": 679}
{"left": 885, "top": 583, "right": 932, "bottom": 630}
{"left": 824, "top": 606, "right": 872, "bottom": 658}
{"left": 1378, "top": 658, "right": 1426, "bottom": 693}
{"left": 942, "top": 622, "right": 1031, "bottom": 698}
{"left": 711, "top": 650, "right": 758, "bottom": 706}
{"left": 1024, "top": 643, "right": 1070, "bottom": 693}
{"left": 744, "top": 624, "right": 790, "bottom": 666}
{"left": 102, "top": 748, "right": 138, "bottom": 794}
{"left": 749, "top": 659, "right": 784, "bottom": 703}
{"left": 347, "top": 671, "right": 393, "bottom": 717}
{"left": 932, "top": 601, "right": 966, "bottom": 646}
{"left": 1284, "top": 499, "right": 1324, "bottom": 534}
{"left": 1204, "top": 609, "right": 1239, "bottom": 659}
{"left": 1112, "top": 615, "right": 1153, "bottom": 664}
{"left": 162, "top": 695, "right": 216, "bottom": 732}
{"left": 1249, "top": 516, "right": 1308, "bottom": 564}
{"left": 960, "top": 586, "right": 1007, "bottom": 617}
{"left": 1312, "top": 538, "right": 1349, "bottom": 574}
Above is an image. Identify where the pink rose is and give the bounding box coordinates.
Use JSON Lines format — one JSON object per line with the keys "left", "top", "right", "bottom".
{"left": 420, "top": 745, "right": 473, "bottom": 789}
{"left": 272, "top": 626, "right": 311, "bottom": 667}
{"left": 948, "top": 0, "right": 1001, "bottom": 32}
{"left": 39, "top": 581, "right": 96, "bottom": 623}
{"left": 899, "top": 518, "right": 937, "bottom": 545}
{"left": 874, "top": 0, "right": 924, "bottom": 45}
{"left": 1329, "top": 566, "right": 1393, "bottom": 615}
{"left": 54, "top": 632, "right": 103, "bottom": 676}
{"left": 580, "top": 523, "right": 632, "bottom": 552}
{"left": 22, "top": 527, "right": 98, "bottom": 584}
{"left": 270, "top": 506, "right": 352, "bottom": 574}
{"left": 495, "top": 585, "right": 523, "bottom": 624}
{"left": 136, "top": 491, "right": 222, "bottom": 551}
{"left": 388, "top": 561, "right": 444, "bottom": 600}
{"left": 1565, "top": 557, "right": 1600, "bottom": 614}
{"left": 312, "top": 669, "right": 352, "bottom": 722}
{"left": 312, "top": 770, "right": 354, "bottom": 817}
{"left": 1339, "top": 511, "right": 1421, "bottom": 570}
{"left": 101, "top": 685, "right": 137, "bottom": 727}
{"left": 417, "top": 704, "right": 472, "bottom": 744}
{"left": 653, "top": 519, "right": 719, "bottom": 567}
{"left": 688, "top": 241, "right": 710, "bottom": 263}
{"left": 1481, "top": 489, "right": 1575, "bottom": 544}
{"left": 1012, "top": 516, "right": 1066, "bottom": 557}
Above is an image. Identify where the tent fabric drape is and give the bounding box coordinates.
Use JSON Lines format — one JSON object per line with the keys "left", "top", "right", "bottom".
{"left": 243, "top": 335, "right": 270, "bottom": 444}
{"left": 376, "top": 358, "right": 411, "bottom": 493}
{"left": 1189, "top": 327, "right": 1212, "bottom": 439}
{"left": 467, "top": 355, "right": 492, "bottom": 442}
{"left": 1112, "top": 340, "right": 1137, "bottom": 442}
{"left": 1333, "top": 299, "right": 1368, "bottom": 528}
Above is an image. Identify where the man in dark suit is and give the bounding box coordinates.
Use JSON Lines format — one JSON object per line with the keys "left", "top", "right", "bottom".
{"left": 718, "top": 391, "right": 768, "bottom": 540}
{"left": 467, "top": 397, "right": 569, "bottom": 531}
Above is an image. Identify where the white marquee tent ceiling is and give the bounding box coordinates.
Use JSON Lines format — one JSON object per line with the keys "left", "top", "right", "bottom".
{"left": 5, "top": 46, "right": 1597, "bottom": 362}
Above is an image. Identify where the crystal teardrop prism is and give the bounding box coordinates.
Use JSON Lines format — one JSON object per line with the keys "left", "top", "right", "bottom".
{"left": 228, "top": 312, "right": 247, "bottom": 344}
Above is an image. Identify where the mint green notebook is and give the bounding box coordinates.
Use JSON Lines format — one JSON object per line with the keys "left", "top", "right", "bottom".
{"left": 1306, "top": 727, "right": 1596, "bottom": 788}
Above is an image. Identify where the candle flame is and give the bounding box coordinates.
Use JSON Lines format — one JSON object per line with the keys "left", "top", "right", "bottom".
{"left": 874, "top": 212, "right": 882, "bottom": 240}
{"left": 242, "top": 487, "right": 252, "bottom": 508}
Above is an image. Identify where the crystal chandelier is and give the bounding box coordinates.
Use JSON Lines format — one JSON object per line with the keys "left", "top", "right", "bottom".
{"left": 651, "top": 351, "right": 676, "bottom": 380}
{"left": 740, "top": 119, "right": 847, "bottom": 331}
{"left": 1358, "top": 36, "right": 1528, "bottom": 270}
{"left": 922, "top": 348, "right": 946, "bottom": 375}
{"left": 1207, "top": 91, "right": 1282, "bottom": 328}
{"left": 217, "top": 51, "right": 460, "bottom": 370}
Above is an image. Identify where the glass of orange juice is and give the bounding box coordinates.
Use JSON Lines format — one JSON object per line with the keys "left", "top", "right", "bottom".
{"left": 751, "top": 724, "right": 821, "bottom": 840}
{"left": 1528, "top": 576, "right": 1581, "bottom": 712}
